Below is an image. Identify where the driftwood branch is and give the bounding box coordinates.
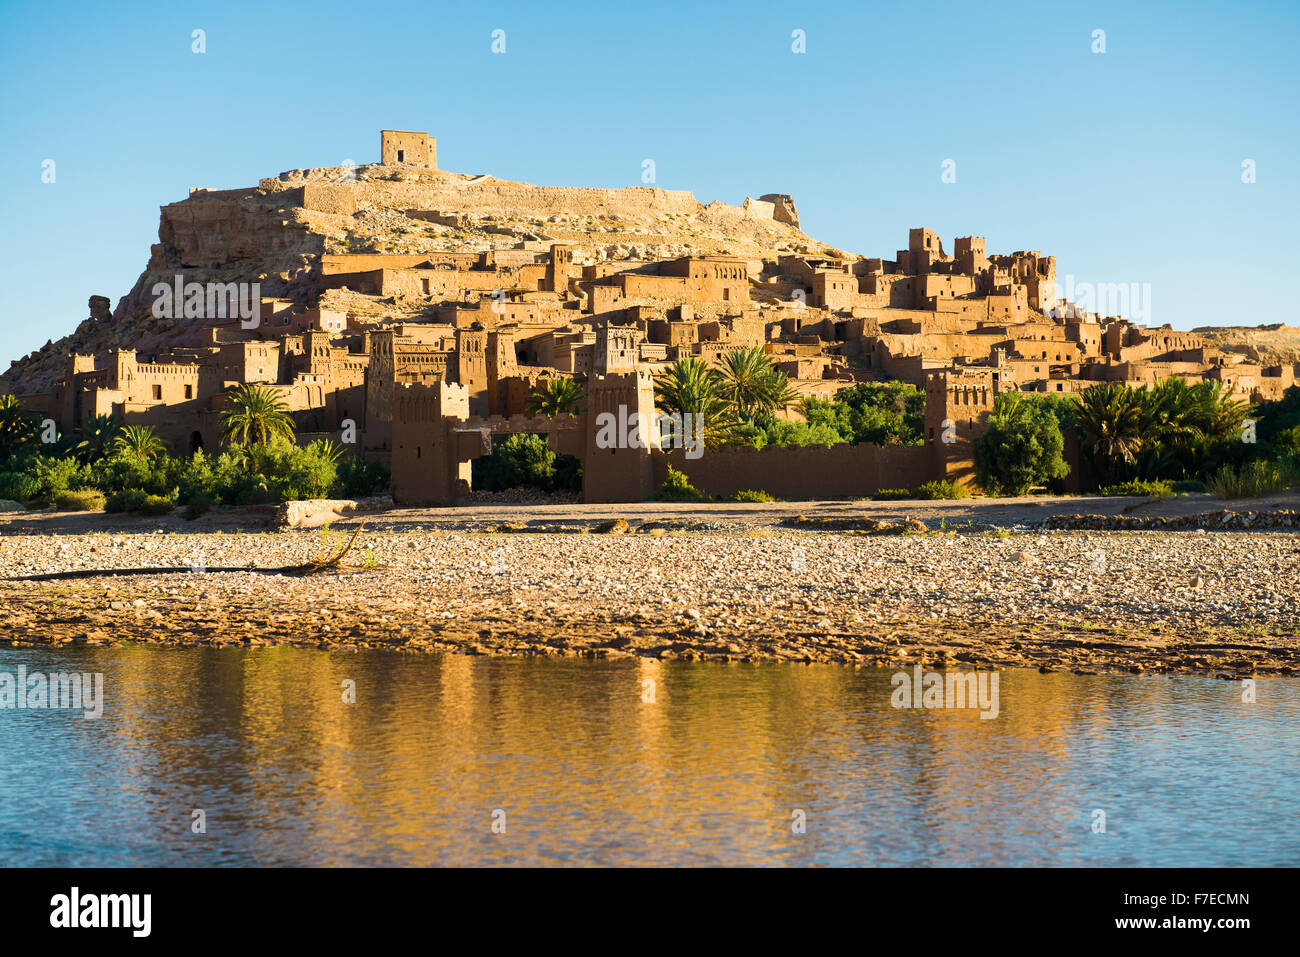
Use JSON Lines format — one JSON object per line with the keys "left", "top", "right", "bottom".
{"left": 8, "top": 521, "right": 387, "bottom": 582}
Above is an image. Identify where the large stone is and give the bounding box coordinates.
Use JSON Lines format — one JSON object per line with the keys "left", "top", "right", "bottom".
{"left": 276, "top": 499, "right": 358, "bottom": 529}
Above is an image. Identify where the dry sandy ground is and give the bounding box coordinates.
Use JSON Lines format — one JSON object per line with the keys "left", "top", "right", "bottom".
{"left": 4, "top": 489, "right": 1300, "bottom": 535}
{"left": 1, "top": 493, "right": 1297, "bottom": 678}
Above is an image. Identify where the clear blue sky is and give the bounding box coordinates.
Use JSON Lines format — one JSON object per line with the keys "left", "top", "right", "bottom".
{"left": 1, "top": 0, "right": 1297, "bottom": 369}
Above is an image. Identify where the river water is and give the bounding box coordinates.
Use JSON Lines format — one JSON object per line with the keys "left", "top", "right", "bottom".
{"left": 1, "top": 646, "right": 1295, "bottom": 866}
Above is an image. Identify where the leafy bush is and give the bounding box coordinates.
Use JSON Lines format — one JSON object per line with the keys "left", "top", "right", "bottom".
{"left": 0, "top": 437, "right": 393, "bottom": 511}
{"left": 139, "top": 494, "right": 175, "bottom": 514}
{"left": 27, "top": 456, "right": 84, "bottom": 500}
{"left": 871, "top": 488, "right": 912, "bottom": 501}
{"left": 652, "top": 466, "right": 711, "bottom": 502}
{"left": 1170, "top": 478, "right": 1208, "bottom": 493}
{"left": 105, "top": 488, "right": 149, "bottom": 513}
{"left": 0, "top": 471, "right": 42, "bottom": 503}
{"left": 1099, "top": 479, "right": 1174, "bottom": 497}
{"left": 54, "top": 489, "right": 106, "bottom": 511}
{"left": 335, "top": 454, "right": 390, "bottom": 497}
{"left": 915, "top": 479, "right": 970, "bottom": 500}
{"left": 474, "top": 433, "right": 551, "bottom": 491}
{"left": 1209, "top": 460, "right": 1290, "bottom": 499}
{"left": 172, "top": 452, "right": 217, "bottom": 504}
{"left": 734, "top": 489, "right": 779, "bottom": 502}
{"left": 973, "top": 393, "right": 1069, "bottom": 496}
{"left": 732, "top": 417, "right": 846, "bottom": 450}
{"left": 799, "top": 382, "right": 926, "bottom": 447}
{"left": 139, "top": 494, "right": 176, "bottom": 516}
{"left": 89, "top": 452, "right": 171, "bottom": 496}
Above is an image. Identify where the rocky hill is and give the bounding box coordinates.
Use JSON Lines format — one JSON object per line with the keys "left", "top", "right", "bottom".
{"left": 2, "top": 162, "right": 830, "bottom": 395}
{"left": 1192, "top": 324, "right": 1300, "bottom": 365}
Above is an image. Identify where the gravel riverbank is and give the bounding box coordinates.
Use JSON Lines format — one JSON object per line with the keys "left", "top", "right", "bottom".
{"left": 2, "top": 517, "right": 1297, "bottom": 678}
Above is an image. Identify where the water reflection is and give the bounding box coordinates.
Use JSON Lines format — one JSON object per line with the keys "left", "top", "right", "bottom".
{"left": 0, "top": 646, "right": 1295, "bottom": 866}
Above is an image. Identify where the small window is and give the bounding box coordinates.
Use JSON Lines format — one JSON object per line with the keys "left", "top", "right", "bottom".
{"left": 152, "top": 385, "right": 162, "bottom": 400}
{"left": 397, "top": 150, "right": 405, "bottom": 163}
{"left": 184, "top": 385, "right": 193, "bottom": 399}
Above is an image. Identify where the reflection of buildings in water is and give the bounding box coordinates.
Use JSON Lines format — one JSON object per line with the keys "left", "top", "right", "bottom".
{"left": 85, "top": 648, "right": 1209, "bottom": 865}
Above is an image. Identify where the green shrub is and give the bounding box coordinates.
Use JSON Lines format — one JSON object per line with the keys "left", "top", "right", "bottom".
{"left": 335, "top": 454, "right": 390, "bottom": 497}
{"left": 473, "top": 433, "right": 558, "bottom": 492}
{"left": 1209, "top": 461, "right": 1289, "bottom": 499}
{"left": 652, "top": 466, "right": 711, "bottom": 502}
{"left": 1170, "top": 478, "right": 1208, "bottom": 493}
{"left": 53, "top": 489, "right": 106, "bottom": 511}
{"left": 105, "top": 488, "right": 149, "bottom": 513}
{"left": 172, "top": 452, "right": 217, "bottom": 504}
{"left": 1099, "top": 479, "right": 1173, "bottom": 497}
{"left": 212, "top": 451, "right": 273, "bottom": 504}
{"left": 139, "top": 494, "right": 176, "bottom": 516}
{"left": 871, "top": 488, "right": 912, "bottom": 501}
{"left": 0, "top": 472, "right": 42, "bottom": 503}
{"left": 972, "top": 393, "right": 1069, "bottom": 496}
{"left": 799, "top": 382, "right": 926, "bottom": 446}
{"left": 734, "top": 489, "right": 779, "bottom": 503}
{"left": 733, "top": 417, "right": 846, "bottom": 450}
{"left": 28, "top": 456, "right": 83, "bottom": 499}
{"left": 914, "top": 479, "right": 970, "bottom": 500}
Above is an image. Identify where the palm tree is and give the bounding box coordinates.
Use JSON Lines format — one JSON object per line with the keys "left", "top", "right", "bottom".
{"left": 653, "top": 357, "right": 739, "bottom": 443}
{"left": 112, "top": 424, "right": 167, "bottom": 461}
{"left": 0, "top": 394, "right": 38, "bottom": 461}
{"left": 1076, "top": 384, "right": 1146, "bottom": 483}
{"left": 1132, "top": 378, "right": 1247, "bottom": 478}
{"left": 526, "top": 378, "right": 585, "bottom": 417}
{"left": 305, "top": 439, "right": 345, "bottom": 465}
{"left": 219, "top": 384, "right": 295, "bottom": 449}
{"left": 717, "top": 347, "right": 798, "bottom": 419}
{"left": 75, "top": 414, "right": 122, "bottom": 463}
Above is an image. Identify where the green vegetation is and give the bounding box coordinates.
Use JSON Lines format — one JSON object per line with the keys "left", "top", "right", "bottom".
{"left": 871, "top": 488, "right": 912, "bottom": 501}
{"left": 798, "top": 382, "right": 926, "bottom": 446}
{"left": 1098, "top": 479, "right": 1173, "bottom": 497}
{"left": 1074, "top": 379, "right": 1247, "bottom": 486}
{"left": 972, "top": 392, "right": 1069, "bottom": 496}
{"left": 105, "top": 488, "right": 150, "bottom": 513}
{"left": 652, "top": 465, "right": 711, "bottom": 502}
{"left": 525, "top": 378, "right": 585, "bottom": 417}
{"left": 654, "top": 357, "right": 742, "bottom": 444}
{"left": 871, "top": 480, "right": 969, "bottom": 501}
{"left": 732, "top": 417, "right": 845, "bottom": 449}
{"left": 1208, "top": 460, "right": 1291, "bottom": 499}
{"left": 53, "top": 489, "right": 106, "bottom": 511}
{"left": 1069, "top": 380, "right": 1300, "bottom": 497}
{"left": 0, "top": 394, "right": 38, "bottom": 460}
{"left": 653, "top": 356, "right": 925, "bottom": 457}
{"left": 220, "top": 384, "right": 296, "bottom": 448}
{"left": 915, "top": 479, "right": 970, "bottom": 500}
{"left": 733, "top": 489, "right": 779, "bottom": 502}
{"left": 139, "top": 493, "right": 177, "bottom": 516}
{"left": 472, "top": 433, "right": 581, "bottom": 494}
{"left": 716, "top": 347, "right": 797, "bottom": 420}
{"left": 112, "top": 424, "right": 166, "bottom": 462}
{"left": 0, "top": 388, "right": 390, "bottom": 514}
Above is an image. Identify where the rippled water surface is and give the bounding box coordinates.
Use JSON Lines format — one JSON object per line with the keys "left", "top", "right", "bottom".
{"left": 1, "top": 646, "right": 1296, "bottom": 866}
